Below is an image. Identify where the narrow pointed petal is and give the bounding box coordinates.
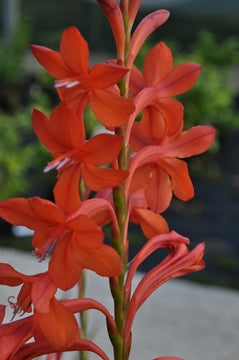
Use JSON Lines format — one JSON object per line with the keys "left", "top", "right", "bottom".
{"left": 82, "top": 161, "right": 128, "bottom": 191}
{"left": 84, "top": 134, "right": 123, "bottom": 165}
{"left": 32, "top": 109, "right": 63, "bottom": 154}
{"left": 30, "top": 45, "right": 71, "bottom": 78}
{"left": 0, "top": 263, "right": 33, "bottom": 286}
{"left": 35, "top": 297, "right": 79, "bottom": 350}
{"left": 130, "top": 208, "right": 169, "bottom": 238}
{"left": 67, "top": 215, "right": 104, "bottom": 247}
{"left": 145, "top": 165, "right": 172, "bottom": 213}
{"left": 49, "top": 101, "right": 85, "bottom": 148}
{"left": 91, "top": 63, "right": 129, "bottom": 89}
{"left": 49, "top": 233, "right": 83, "bottom": 290}
{"left": 157, "top": 63, "right": 202, "bottom": 97}
{"left": 53, "top": 167, "right": 82, "bottom": 215}
{"left": 90, "top": 89, "right": 135, "bottom": 128}
{"left": 31, "top": 276, "right": 57, "bottom": 313}
{"left": 75, "top": 244, "right": 122, "bottom": 277}
{"left": 128, "top": 10, "right": 170, "bottom": 67}
{"left": 159, "top": 157, "right": 194, "bottom": 201}
{"left": 143, "top": 42, "right": 173, "bottom": 86}
{"left": 0, "top": 197, "right": 64, "bottom": 229}
{"left": 163, "top": 126, "right": 216, "bottom": 158}
{"left": 60, "top": 26, "right": 89, "bottom": 74}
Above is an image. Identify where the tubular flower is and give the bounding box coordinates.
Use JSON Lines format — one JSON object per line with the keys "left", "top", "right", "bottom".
{"left": 124, "top": 231, "right": 205, "bottom": 340}
{"left": 30, "top": 26, "right": 135, "bottom": 128}
{"left": 96, "top": 0, "right": 125, "bottom": 62}
{"left": 126, "top": 42, "right": 201, "bottom": 143}
{"left": 127, "top": 123, "right": 216, "bottom": 213}
{"left": 0, "top": 171, "right": 122, "bottom": 290}
{"left": 127, "top": 10, "right": 170, "bottom": 68}
{"left": 32, "top": 101, "right": 128, "bottom": 191}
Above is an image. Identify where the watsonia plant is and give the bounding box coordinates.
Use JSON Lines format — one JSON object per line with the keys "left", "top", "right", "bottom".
{"left": 0, "top": 1, "right": 216, "bottom": 359}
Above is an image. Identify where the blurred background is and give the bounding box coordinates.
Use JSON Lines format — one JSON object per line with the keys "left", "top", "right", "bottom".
{"left": 0, "top": 0, "right": 239, "bottom": 289}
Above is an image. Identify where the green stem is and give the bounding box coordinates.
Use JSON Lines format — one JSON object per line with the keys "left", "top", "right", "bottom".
{"left": 110, "top": 4, "right": 133, "bottom": 360}
{"left": 79, "top": 271, "right": 89, "bottom": 360}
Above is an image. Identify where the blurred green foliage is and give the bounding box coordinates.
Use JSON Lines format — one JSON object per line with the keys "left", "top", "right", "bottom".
{"left": 175, "top": 31, "right": 239, "bottom": 135}
{"left": 0, "top": 20, "right": 56, "bottom": 200}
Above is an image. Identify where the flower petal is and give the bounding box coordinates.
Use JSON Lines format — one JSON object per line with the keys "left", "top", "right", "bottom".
{"left": 143, "top": 42, "right": 173, "bottom": 86}
{"left": 163, "top": 125, "right": 216, "bottom": 158}
{"left": 35, "top": 297, "right": 79, "bottom": 350}
{"left": 131, "top": 208, "right": 169, "bottom": 239}
{"left": 128, "top": 9, "right": 170, "bottom": 67}
{"left": 82, "top": 162, "right": 128, "bottom": 191}
{"left": 53, "top": 166, "right": 82, "bottom": 215}
{"left": 0, "top": 316, "right": 35, "bottom": 359}
{"left": 60, "top": 26, "right": 89, "bottom": 74}
{"left": 75, "top": 244, "right": 122, "bottom": 277}
{"left": 49, "top": 233, "right": 83, "bottom": 290}
{"left": 90, "top": 89, "right": 135, "bottom": 128}
{"left": 0, "top": 264, "right": 31, "bottom": 286}
{"left": 30, "top": 45, "right": 71, "bottom": 78}
{"left": 0, "top": 197, "right": 64, "bottom": 230}
{"left": 157, "top": 63, "right": 202, "bottom": 97}
{"left": 159, "top": 157, "right": 194, "bottom": 201}
{"left": 32, "top": 109, "right": 63, "bottom": 155}
{"left": 91, "top": 63, "right": 129, "bottom": 89}
{"left": 145, "top": 165, "right": 172, "bottom": 213}
{"left": 84, "top": 134, "right": 123, "bottom": 165}
{"left": 31, "top": 276, "right": 57, "bottom": 313}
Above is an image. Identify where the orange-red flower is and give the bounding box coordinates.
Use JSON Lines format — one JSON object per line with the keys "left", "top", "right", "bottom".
{"left": 0, "top": 299, "right": 110, "bottom": 360}
{"left": 126, "top": 42, "right": 201, "bottom": 143}
{"left": 0, "top": 265, "right": 79, "bottom": 352}
{"left": 127, "top": 123, "right": 216, "bottom": 213}
{"left": 30, "top": 26, "right": 135, "bottom": 128}
{"left": 32, "top": 102, "right": 128, "bottom": 191}
{"left": 0, "top": 171, "right": 122, "bottom": 290}
{"left": 124, "top": 231, "right": 205, "bottom": 340}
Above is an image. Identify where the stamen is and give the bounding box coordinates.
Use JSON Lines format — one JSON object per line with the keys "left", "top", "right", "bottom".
{"left": 44, "top": 157, "right": 70, "bottom": 173}
{"left": 55, "top": 80, "right": 80, "bottom": 89}
{"left": 33, "top": 235, "right": 58, "bottom": 262}
{"left": 8, "top": 296, "right": 32, "bottom": 321}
